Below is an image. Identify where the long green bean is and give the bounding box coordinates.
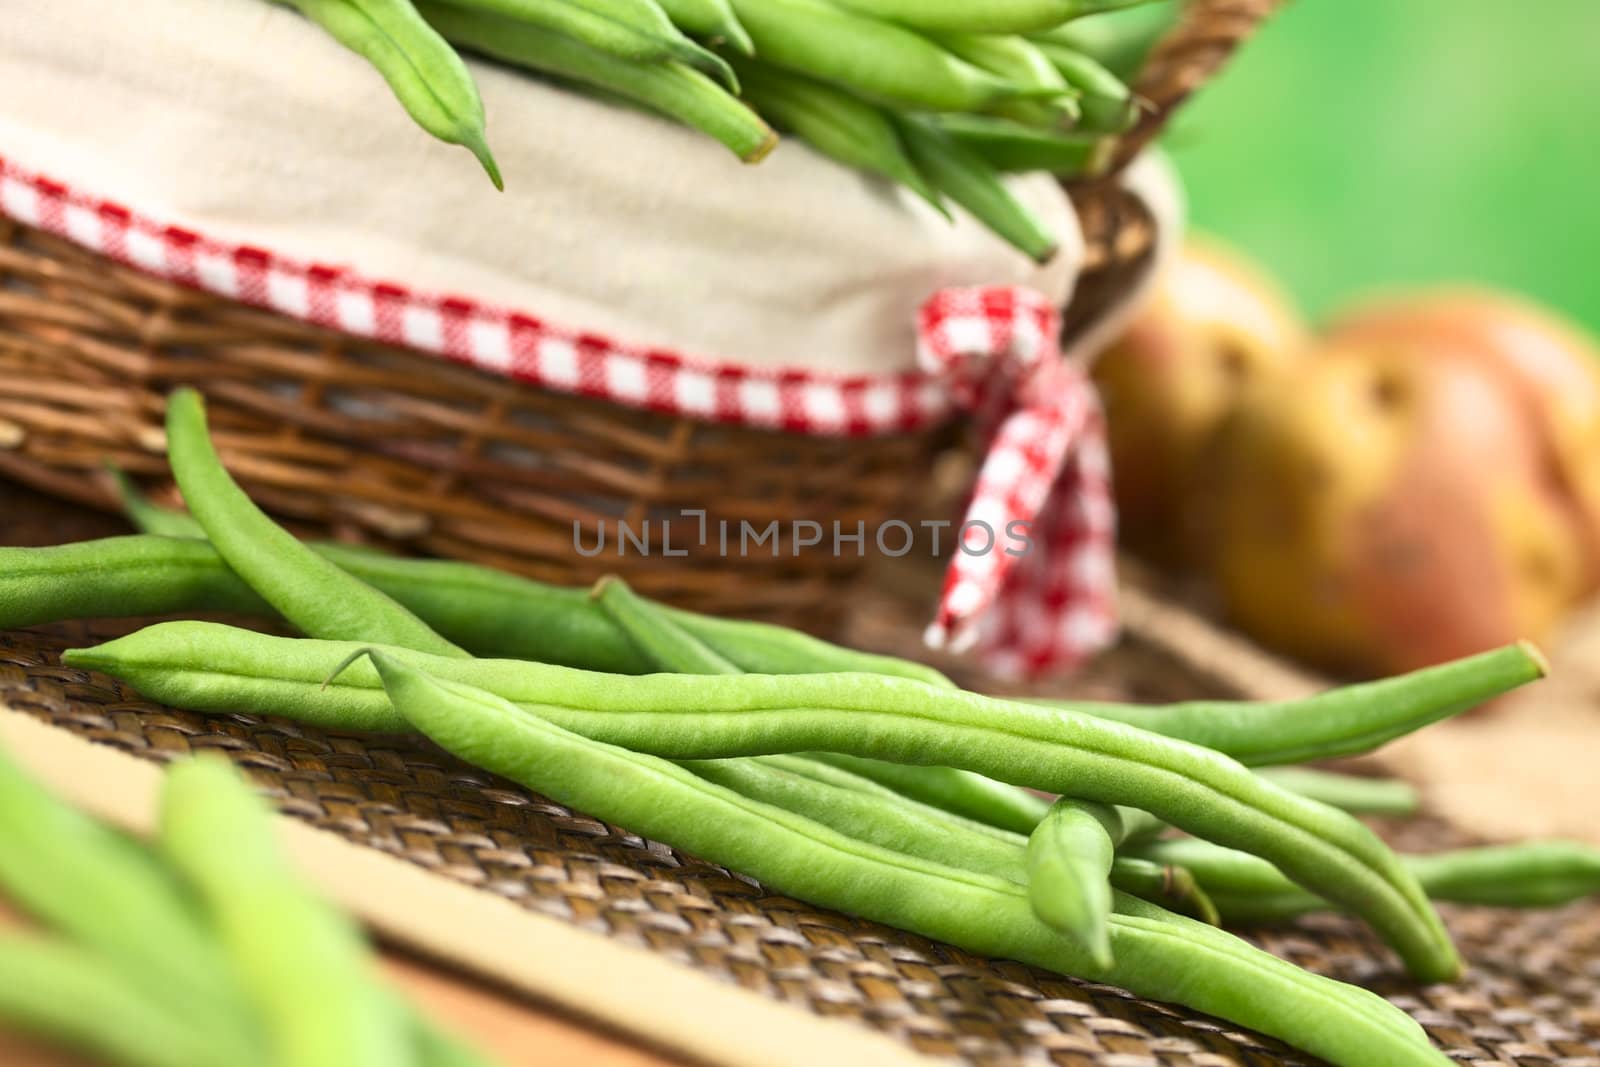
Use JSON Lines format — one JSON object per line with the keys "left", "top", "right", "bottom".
{"left": 349, "top": 651, "right": 1446, "bottom": 1067}
{"left": 0, "top": 745, "right": 264, "bottom": 1066}
{"left": 160, "top": 757, "right": 414, "bottom": 1067}
{"left": 732, "top": 60, "right": 946, "bottom": 212}
{"left": 935, "top": 114, "right": 1104, "bottom": 174}
{"left": 285, "top": 0, "right": 500, "bottom": 186}
{"left": 728, "top": 0, "right": 1058, "bottom": 113}
{"left": 656, "top": 0, "right": 753, "bottom": 53}
{"left": 0, "top": 933, "right": 232, "bottom": 1067}
{"left": 165, "top": 389, "right": 465, "bottom": 659}
{"left": 68, "top": 623, "right": 1459, "bottom": 981}
{"left": 1139, "top": 838, "right": 1600, "bottom": 923}
{"left": 824, "top": 0, "right": 1159, "bottom": 36}
{"left": 897, "top": 117, "right": 1059, "bottom": 262}
{"left": 420, "top": 2, "right": 777, "bottom": 162}
{"left": 1257, "top": 766, "right": 1419, "bottom": 817}
{"left": 1039, "top": 643, "right": 1547, "bottom": 765}
{"left": 1026, "top": 798, "right": 1120, "bottom": 965}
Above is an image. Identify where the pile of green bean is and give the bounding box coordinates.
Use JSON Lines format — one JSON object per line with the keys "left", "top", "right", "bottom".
{"left": 0, "top": 745, "right": 495, "bottom": 1067}
{"left": 3, "top": 387, "right": 1597, "bottom": 1067}
{"left": 276, "top": 0, "right": 1175, "bottom": 259}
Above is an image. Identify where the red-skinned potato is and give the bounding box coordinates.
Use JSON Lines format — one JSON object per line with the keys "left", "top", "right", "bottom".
{"left": 1329, "top": 290, "right": 1600, "bottom": 568}
{"left": 1092, "top": 239, "right": 1305, "bottom": 563}
{"left": 1200, "top": 339, "right": 1592, "bottom": 677}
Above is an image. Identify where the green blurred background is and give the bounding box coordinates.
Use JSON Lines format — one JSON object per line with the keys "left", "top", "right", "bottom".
{"left": 1164, "top": 0, "right": 1600, "bottom": 335}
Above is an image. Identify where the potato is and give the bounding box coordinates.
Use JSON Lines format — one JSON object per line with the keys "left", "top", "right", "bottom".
{"left": 1092, "top": 239, "right": 1305, "bottom": 563}
{"left": 1329, "top": 290, "right": 1600, "bottom": 564}
{"left": 1202, "top": 339, "right": 1593, "bottom": 676}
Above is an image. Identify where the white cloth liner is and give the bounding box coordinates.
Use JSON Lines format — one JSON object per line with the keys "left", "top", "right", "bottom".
{"left": 0, "top": 0, "right": 1131, "bottom": 376}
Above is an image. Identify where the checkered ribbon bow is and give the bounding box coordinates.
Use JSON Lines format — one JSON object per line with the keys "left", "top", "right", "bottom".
{"left": 916, "top": 287, "right": 1118, "bottom": 679}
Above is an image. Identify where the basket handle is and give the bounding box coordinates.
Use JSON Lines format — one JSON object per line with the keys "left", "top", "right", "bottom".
{"left": 1113, "top": 0, "right": 1285, "bottom": 172}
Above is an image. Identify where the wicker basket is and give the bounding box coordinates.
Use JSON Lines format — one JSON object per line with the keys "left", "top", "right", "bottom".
{"left": 0, "top": 0, "right": 1278, "bottom": 634}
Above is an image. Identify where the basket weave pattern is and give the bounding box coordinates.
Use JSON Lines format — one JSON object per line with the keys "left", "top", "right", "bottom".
{"left": 0, "top": 0, "right": 1279, "bottom": 633}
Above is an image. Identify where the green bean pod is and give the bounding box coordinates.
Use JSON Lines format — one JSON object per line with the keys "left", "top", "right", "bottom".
{"left": 68, "top": 623, "right": 1460, "bottom": 982}
{"left": 0, "top": 532, "right": 942, "bottom": 681}
{"left": 457, "top": 0, "right": 740, "bottom": 90}
{"left": 689, "top": 753, "right": 1029, "bottom": 881}
{"left": 1040, "top": 643, "right": 1548, "bottom": 765}
{"left": 934, "top": 33, "right": 1078, "bottom": 126}
{"left": 803, "top": 751, "right": 1052, "bottom": 835}
{"left": 727, "top": 0, "right": 1058, "bottom": 113}
{"left": 656, "top": 0, "right": 754, "bottom": 53}
{"left": 1257, "top": 766, "right": 1419, "bottom": 817}
{"left": 0, "top": 933, "right": 233, "bottom": 1067}
{"left": 0, "top": 746, "right": 265, "bottom": 1066}
{"left": 159, "top": 757, "right": 414, "bottom": 1067}
{"left": 1028, "top": 0, "right": 1180, "bottom": 81}
{"left": 1140, "top": 838, "right": 1600, "bottom": 923}
{"left": 1108, "top": 857, "right": 1219, "bottom": 926}
{"left": 698, "top": 755, "right": 1210, "bottom": 937}
{"left": 285, "top": 0, "right": 501, "bottom": 187}
{"left": 419, "top": 2, "right": 777, "bottom": 162}
{"left": 1026, "top": 798, "right": 1120, "bottom": 965}
{"left": 1032, "top": 41, "right": 1138, "bottom": 132}
{"left": 732, "top": 60, "right": 946, "bottom": 213}
{"left": 165, "top": 389, "right": 466, "bottom": 659}
{"left": 824, "top": 0, "right": 1156, "bottom": 35}
{"left": 935, "top": 114, "right": 1105, "bottom": 174}
{"left": 592, "top": 575, "right": 741, "bottom": 674}
{"left": 597, "top": 574, "right": 1059, "bottom": 844}
{"left": 353, "top": 653, "right": 1446, "bottom": 1067}
{"left": 897, "top": 117, "right": 1059, "bottom": 262}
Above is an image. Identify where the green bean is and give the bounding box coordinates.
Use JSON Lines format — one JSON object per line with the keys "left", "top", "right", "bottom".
{"left": 701, "top": 755, "right": 1210, "bottom": 934}
{"left": 824, "top": 0, "right": 1158, "bottom": 36}
{"left": 934, "top": 33, "right": 1077, "bottom": 126}
{"left": 1039, "top": 643, "right": 1547, "bottom": 765}
{"left": 285, "top": 0, "right": 500, "bottom": 187}
{"left": 596, "top": 574, "right": 1050, "bottom": 851}
{"left": 732, "top": 60, "right": 946, "bottom": 213}
{"left": 0, "top": 933, "right": 231, "bottom": 1067}
{"left": 1026, "top": 798, "right": 1120, "bottom": 965}
{"left": 419, "top": 2, "right": 777, "bottom": 162}
{"left": 351, "top": 651, "right": 1446, "bottom": 1067}
{"left": 108, "top": 466, "right": 206, "bottom": 540}
{"left": 593, "top": 574, "right": 740, "bottom": 674}
{"left": 897, "top": 117, "right": 1059, "bottom": 262}
{"left": 935, "top": 114, "right": 1105, "bottom": 174}
{"left": 0, "top": 532, "right": 941, "bottom": 680}
{"left": 1141, "top": 838, "right": 1600, "bottom": 923}
{"left": 159, "top": 756, "right": 414, "bottom": 1067}
{"left": 458, "top": 0, "right": 739, "bottom": 90}
{"left": 727, "top": 0, "right": 1058, "bottom": 113}
{"left": 1408, "top": 842, "right": 1600, "bottom": 906}
{"left": 441, "top": 0, "right": 677, "bottom": 63}
{"left": 802, "top": 751, "right": 1052, "bottom": 835}
{"left": 656, "top": 0, "right": 754, "bottom": 54}
{"left": 1028, "top": 0, "right": 1179, "bottom": 82}
{"left": 1108, "top": 857, "right": 1218, "bottom": 926}
{"left": 69, "top": 623, "right": 1459, "bottom": 982}
{"left": 0, "top": 746, "right": 265, "bottom": 1066}
{"left": 689, "top": 753, "right": 1029, "bottom": 880}
{"left": 1257, "top": 767, "right": 1420, "bottom": 817}
{"left": 165, "top": 389, "right": 466, "bottom": 659}
{"left": 1031, "top": 41, "right": 1138, "bottom": 132}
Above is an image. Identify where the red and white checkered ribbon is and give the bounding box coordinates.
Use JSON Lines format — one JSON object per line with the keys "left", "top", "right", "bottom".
{"left": 0, "top": 155, "right": 1117, "bottom": 677}
{"left": 918, "top": 288, "right": 1118, "bottom": 678}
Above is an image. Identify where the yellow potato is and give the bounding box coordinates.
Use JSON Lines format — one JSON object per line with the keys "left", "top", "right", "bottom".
{"left": 1092, "top": 239, "right": 1305, "bottom": 563}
